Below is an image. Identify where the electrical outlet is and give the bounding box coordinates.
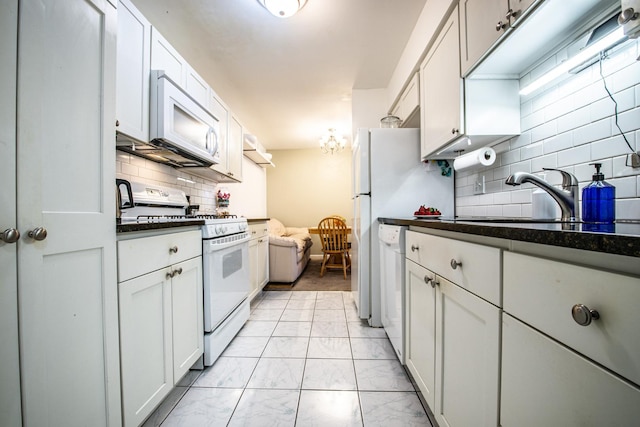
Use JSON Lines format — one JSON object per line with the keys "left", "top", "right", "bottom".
{"left": 473, "top": 175, "right": 486, "bottom": 195}
{"left": 627, "top": 152, "right": 640, "bottom": 168}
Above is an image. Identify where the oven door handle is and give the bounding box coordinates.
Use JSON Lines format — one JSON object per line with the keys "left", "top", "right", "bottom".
{"left": 203, "top": 234, "right": 251, "bottom": 251}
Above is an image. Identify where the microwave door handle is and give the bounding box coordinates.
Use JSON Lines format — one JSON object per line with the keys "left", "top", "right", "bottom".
{"left": 209, "top": 127, "right": 219, "bottom": 156}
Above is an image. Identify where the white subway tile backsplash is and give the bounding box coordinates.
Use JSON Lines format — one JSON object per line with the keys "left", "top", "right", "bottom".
{"left": 609, "top": 176, "right": 637, "bottom": 199}
{"left": 543, "top": 132, "right": 572, "bottom": 154}
{"left": 121, "top": 162, "right": 138, "bottom": 176}
{"left": 510, "top": 133, "right": 532, "bottom": 149}
{"left": 531, "top": 120, "right": 558, "bottom": 142}
{"left": 557, "top": 145, "right": 591, "bottom": 168}
{"left": 573, "top": 118, "right": 612, "bottom": 146}
{"left": 492, "top": 165, "right": 510, "bottom": 180}
{"left": 521, "top": 142, "right": 543, "bottom": 160}
{"left": 616, "top": 198, "right": 640, "bottom": 220}
{"left": 509, "top": 160, "right": 531, "bottom": 174}
{"left": 617, "top": 107, "right": 640, "bottom": 135}
{"left": 493, "top": 191, "right": 511, "bottom": 205}
{"left": 531, "top": 153, "right": 557, "bottom": 173}
{"left": 557, "top": 107, "right": 590, "bottom": 134}
{"left": 502, "top": 204, "right": 522, "bottom": 217}
{"left": 613, "top": 155, "right": 640, "bottom": 178}
{"left": 610, "top": 58, "right": 640, "bottom": 93}
{"left": 592, "top": 135, "right": 637, "bottom": 161}
{"left": 511, "top": 189, "right": 532, "bottom": 204}
{"left": 544, "top": 94, "right": 574, "bottom": 121}
{"left": 521, "top": 108, "right": 545, "bottom": 132}
{"left": 486, "top": 205, "right": 503, "bottom": 216}
{"left": 501, "top": 149, "right": 521, "bottom": 166}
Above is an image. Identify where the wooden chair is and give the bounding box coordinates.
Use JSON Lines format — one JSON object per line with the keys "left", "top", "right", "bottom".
{"left": 317, "top": 216, "right": 351, "bottom": 279}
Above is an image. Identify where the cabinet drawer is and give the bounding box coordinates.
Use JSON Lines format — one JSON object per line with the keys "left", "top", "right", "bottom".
{"left": 504, "top": 252, "right": 640, "bottom": 385}
{"left": 405, "top": 231, "right": 501, "bottom": 306}
{"left": 249, "top": 222, "right": 268, "bottom": 239}
{"left": 118, "top": 230, "right": 202, "bottom": 282}
{"left": 501, "top": 314, "right": 640, "bottom": 426}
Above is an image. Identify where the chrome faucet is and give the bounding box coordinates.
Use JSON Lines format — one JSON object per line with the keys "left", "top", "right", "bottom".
{"left": 505, "top": 168, "right": 579, "bottom": 222}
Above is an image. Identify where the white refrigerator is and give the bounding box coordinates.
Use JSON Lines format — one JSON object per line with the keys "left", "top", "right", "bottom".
{"left": 351, "top": 128, "right": 453, "bottom": 327}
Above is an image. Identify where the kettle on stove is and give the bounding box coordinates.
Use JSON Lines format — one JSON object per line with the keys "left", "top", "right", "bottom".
{"left": 116, "top": 179, "right": 134, "bottom": 223}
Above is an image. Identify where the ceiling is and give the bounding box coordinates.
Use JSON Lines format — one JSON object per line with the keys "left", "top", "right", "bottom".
{"left": 130, "top": 0, "right": 427, "bottom": 150}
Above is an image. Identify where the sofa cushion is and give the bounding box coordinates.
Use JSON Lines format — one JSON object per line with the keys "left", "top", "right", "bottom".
{"left": 269, "top": 234, "right": 311, "bottom": 255}
{"left": 268, "top": 218, "right": 287, "bottom": 237}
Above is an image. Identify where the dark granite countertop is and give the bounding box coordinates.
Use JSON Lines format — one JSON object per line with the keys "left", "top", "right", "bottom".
{"left": 116, "top": 220, "right": 205, "bottom": 234}
{"left": 247, "top": 218, "right": 270, "bottom": 223}
{"left": 379, "top": 217, "right": 640, "bottom": 258}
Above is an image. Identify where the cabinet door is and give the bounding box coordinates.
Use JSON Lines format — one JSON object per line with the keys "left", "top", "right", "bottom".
{"left": 227, "top": 115, "right": 244, "bottom": 181}
{"left": 17, "top": 1, "right": 121, "bottom": 425}
{"left": 508, "top": 0, "right": 537, "bottom": 26}
{"left": 151, "top": 27, "right": 187, "bottom": 87}
{"left": 405, "top": 259, "right": 437, "bottom": 408}
{"left": 501, "top": 314, "right": 640, "bottom": 426}
{"left": 420, "top": 6, "right": 462, "bottom": 159}
{"left": 210, "top": 95, "right": 229, "bottom": 174}
{"left": 171, "top": 256, "right": 204, "bottom": 381}
{"left": 119, "top": 269, "right": 173, "bottom": 427}
{"left": 185, "top": 66, "right": 209, "bottom": 108}
{"left": 459, "top": 0, "right": 506, "bottom": 76}
{"left": 257, "top": 235, "right": 269, "bottom": 288}
{"left": 116, "top": 0, "right": 150, "bottom": 142}
{"left": 248, "top": 236, "right": 259, "bottom": 299}
{"left": 434, "top": 276, "right": 500, "bottom": 427}
{"left": 0, "top": 2, "right": 21, "bottom": 425}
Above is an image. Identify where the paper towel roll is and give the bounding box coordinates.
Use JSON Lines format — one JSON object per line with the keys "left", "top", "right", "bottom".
{"left": 453, "top": 147, "right": 496, "bottom": 171}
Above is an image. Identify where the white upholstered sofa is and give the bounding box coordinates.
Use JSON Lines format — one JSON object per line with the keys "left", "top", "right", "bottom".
{"left": 267, "top": 218, "right": 313, "bottom": 283}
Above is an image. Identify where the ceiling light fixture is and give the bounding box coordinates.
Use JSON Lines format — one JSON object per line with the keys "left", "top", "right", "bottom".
{"left": 319, "top": 128, "right": 346, "bottom": 155}
{"left": 519, "top": 25, "right": 627, "bottom": 96}
{"left": 257, "top": 0, "right": 307, "bottom": 18}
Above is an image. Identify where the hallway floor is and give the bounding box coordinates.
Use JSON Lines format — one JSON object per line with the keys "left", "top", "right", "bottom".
{"left": 145, "top": 290, "right": 432, "bottom": 426}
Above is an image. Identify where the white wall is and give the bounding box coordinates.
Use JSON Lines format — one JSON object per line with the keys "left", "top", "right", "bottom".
{"left": 455, "top": 39, "right": 640, "bottom": 220}
{"left": 351, "top": 88, "right": 388, "bottom": 139}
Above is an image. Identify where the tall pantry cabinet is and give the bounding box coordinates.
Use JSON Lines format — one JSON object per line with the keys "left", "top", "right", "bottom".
{"left": 0, "top": 0, "right": 122, "bottom": 425}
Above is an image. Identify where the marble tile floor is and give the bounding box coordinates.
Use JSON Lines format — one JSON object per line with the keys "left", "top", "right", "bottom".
{"left": 144, "top": 290, "right": 432, "bottom": 427}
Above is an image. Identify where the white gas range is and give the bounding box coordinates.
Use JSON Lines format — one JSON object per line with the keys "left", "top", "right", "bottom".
{"left": 118, "top": 180, "right": 250, "bottom": 367}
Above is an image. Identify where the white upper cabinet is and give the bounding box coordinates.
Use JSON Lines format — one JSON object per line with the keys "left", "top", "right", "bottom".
{"left": 210, "top": 94, "right": 243, "bottom": 182}
{"left": 390, "top": 72, "right": 420, "bottom": 128}
{"left": 150, "top": 27, "right": 210, "bottom": 108}
{"left": 420, "top": 6, "right": 462, "bottom": 159}
{"left": 150, "top": 27, "right": 187, "bottom": 88}
{"left": 420, "top": 5, "right": 520, "bottom": 160}
{"left": 116, "top": 0, "right": 151, "bottom": 143}
{"left": 459, "top": 0, "right": 505, "bottom": 77}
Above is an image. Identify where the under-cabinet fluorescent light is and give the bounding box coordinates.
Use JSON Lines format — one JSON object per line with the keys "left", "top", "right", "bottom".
{"left": 519, "top": 27, "right": 626, "bottom": 96}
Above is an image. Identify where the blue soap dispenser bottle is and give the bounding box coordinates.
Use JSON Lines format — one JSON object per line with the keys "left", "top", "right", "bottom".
{"left": 582, "top": 163, "right": 615, "bottom": 223}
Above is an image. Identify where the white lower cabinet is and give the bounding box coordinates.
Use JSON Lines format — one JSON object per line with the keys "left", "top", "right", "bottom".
{"left": 405, "top": 230, "right": 501, "bottom": 427}
{"left": 118, "top": 229, "right": 203, "bottom": 426}
{"left": 248, "top": 222, "right": 269, "bottom": 300}
{"left": 501, "top": 314, "right": 640, "bottom": 426}
{"left": 406, "top": 260, "right": 437, "bottom": 406}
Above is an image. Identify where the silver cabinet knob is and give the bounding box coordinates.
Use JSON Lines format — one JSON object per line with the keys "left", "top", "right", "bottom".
{"left": 571, "top": 304, "right": 600, "bottom": 326}
{"left": 450, "top": 259, "right": 462, "bottom": 269}
{"left": 169, "top": 246, "right": 178, "bottom": 254}
{"left": 451, "top": 128, "right": 459, "bottom": 134}
{"left": 1, "top": 228, "right": 20, "bottom": 244}
{"left": 496, "top": 21, "right": 506, "bottom": 31}
{"left": 174, "top": 267, "right": 183, "bottom": 276}
{"left": 423, "top": 275, "right": 432, "bottom": 286}
{"left": 166, "top": 271, "right": 174, "bottom": 279}
{"left": 27, "top": 227, "right": 47, "bottom": 241}
{"left": 411, "top": 245, "right": 419, "bottom": 252}
{"left": 618, "top": 8, "right": 638, "bottom": 25}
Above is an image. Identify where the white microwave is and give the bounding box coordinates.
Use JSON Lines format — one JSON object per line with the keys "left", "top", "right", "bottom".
{"left": 148, "top": 70, "right": 220, "bottom": 167}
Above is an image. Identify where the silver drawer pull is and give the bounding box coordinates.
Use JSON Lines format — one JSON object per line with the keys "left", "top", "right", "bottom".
{"left": 166, "top": 271, "right": 174, "bottom": 279}
{"left": 169, "top": 246, "right": 178, "bottom": 254}
{"left": 411, "top": 245, "right": 419, "bottom": 252}
{"left": 1, "top": 228, "right": 20, "bottom": 244}
{"left": 28, "top": 227, "right": 47, "bottom": 241}
{"left": 174, "top": 267, "right": 183, "bottom": 276}
{"left": 571, "top": 304, "right": 600, "bottom": 326}
{"left": 450, "top": 259, "right": 462, "bottom": 269}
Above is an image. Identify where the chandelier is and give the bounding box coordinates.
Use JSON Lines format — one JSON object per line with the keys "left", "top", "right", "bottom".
{"left": 319, "top": 128, "right": 346, "bottom": 155}
{"left": 257, "top": 0, "right": 307, "bottom": 18}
